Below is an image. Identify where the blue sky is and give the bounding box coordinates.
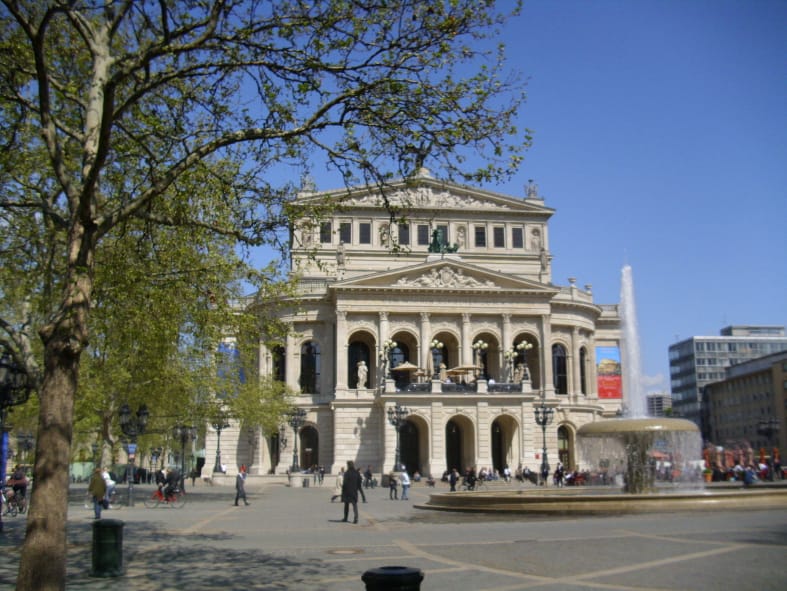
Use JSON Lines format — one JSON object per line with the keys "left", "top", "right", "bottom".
{"left": 251, "top": 0, "right": 787, "bottom": 393}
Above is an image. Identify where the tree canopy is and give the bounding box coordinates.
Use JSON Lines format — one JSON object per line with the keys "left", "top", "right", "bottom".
{"left": 0, "top": 2, "right": 528, "bottom": 589}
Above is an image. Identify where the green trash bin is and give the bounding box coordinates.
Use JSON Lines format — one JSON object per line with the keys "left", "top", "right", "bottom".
{"left": 90, "top": 518, "right": 124, "bottom": 577}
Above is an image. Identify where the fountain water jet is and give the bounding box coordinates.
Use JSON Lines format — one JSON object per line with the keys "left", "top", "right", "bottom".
{"left": 578, "top": 264, "right": 701, "bottom": 493}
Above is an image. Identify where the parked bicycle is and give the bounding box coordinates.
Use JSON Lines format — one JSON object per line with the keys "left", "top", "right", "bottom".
{"left": 144, "top": 486, "right": 186, "bottom": 508}
{"left": 2, "top": 486, "right": 27, "bottom": 516}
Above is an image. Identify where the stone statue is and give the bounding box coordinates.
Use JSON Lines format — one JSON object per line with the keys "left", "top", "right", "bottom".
{"left": 356, "top": 360, "right": 368, "bottom": 388}
{"left": 336, "top": 241, "right": 346, "bottom": 266}
{"left": 427, "top": 228, "right": 459, "bottom": 254}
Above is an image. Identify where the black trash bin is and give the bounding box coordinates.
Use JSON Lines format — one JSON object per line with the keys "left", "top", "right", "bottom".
{"left": 362, "top": 566, "right": 423, "bottom": 591}
{"left": 90, "top": 518, "right": 124, "bottom": 577}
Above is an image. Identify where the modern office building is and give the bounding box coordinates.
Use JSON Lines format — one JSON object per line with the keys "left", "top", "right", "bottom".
{"left": 205, "top": 171, "right": 627, "bottom": 478}
{"left": 646, "top": 392, "right": 672, "bottom": 417}
{"left": 704, "top": 350, "right": 786, "bottom": 462}
{"left": 669, "top": 326, "right": 787, "bottom": 439}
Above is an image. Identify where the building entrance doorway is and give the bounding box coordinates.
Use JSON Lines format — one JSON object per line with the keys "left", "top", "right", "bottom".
{"left": 301, "top": 426, "right": 319, "bottom": 469}
{"left": 491, "top": 419, "right": 504, "bottom": 474}
{"left": 445, "top": 420, "right": 462, "bottom": 473}
{"left": 400, "top": 420, "right": 419, "bottom": 474}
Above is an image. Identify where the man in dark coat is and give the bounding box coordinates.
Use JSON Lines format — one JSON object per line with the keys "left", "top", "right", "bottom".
{"left": 341, "top": 460, "right": 363, "bottom": 524}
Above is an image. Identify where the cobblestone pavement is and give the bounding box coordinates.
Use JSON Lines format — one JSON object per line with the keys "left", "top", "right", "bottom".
{"left": 2, "top": 479, "right": 786, "bottom": 590}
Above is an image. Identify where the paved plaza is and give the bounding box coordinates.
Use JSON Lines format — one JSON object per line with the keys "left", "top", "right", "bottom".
{"left": 1, "top": 478, "right": 786, "bottom": 590}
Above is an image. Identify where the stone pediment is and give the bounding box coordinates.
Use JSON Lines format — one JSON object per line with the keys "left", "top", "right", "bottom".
{"left": 298, "top": 175, "right": 553, "bottom": 215}
{"left": 332, "top": 260, "right": 556, "bottom": 293}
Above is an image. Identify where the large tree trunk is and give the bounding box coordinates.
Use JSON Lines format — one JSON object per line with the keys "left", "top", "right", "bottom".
{"left": 17, "top": 220, "right": 94, "bottom": 590}
{"left": 16, "top": 340, "right": 80, "bottom": 591}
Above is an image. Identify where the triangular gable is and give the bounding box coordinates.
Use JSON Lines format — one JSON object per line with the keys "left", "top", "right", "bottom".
{"left": 331, "top": 259, "right": 558, "bottom": 294}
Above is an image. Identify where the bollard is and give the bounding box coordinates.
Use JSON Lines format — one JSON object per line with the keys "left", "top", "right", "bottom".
{"left": 362, "top": 566, "right": 423, "bottom": 591}
{"left": 90, "top": 518, "right": 124, "bottom": 577}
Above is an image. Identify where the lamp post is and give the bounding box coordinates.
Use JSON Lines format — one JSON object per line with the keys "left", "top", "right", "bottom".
{"left": 212, "top": 413, "right": 230, "bottom": 473}
{"left": 472, "top": 339, "right": 488, "bottom": 378}
{"left": 387, "top": 403, "right": 409, "bottom": 471}
{"left": 430, "top": 339, "right": 444, "bottom": 379}
{"left": 173, "top": 424, "right": 197, "bottom": 489}
{"left": 277, "top": 425, "right": 287, "bottom": 469}
{"left": 118, "top": 403, "right": 149, "bottom": 506}
{"left": 757, "top": 418, "right": 780, "bottom": 481}
{"left": 0, "top": 350, "right": 31, "bottom": 484}
{"left": 533, "top": 395, "right": 554, "bottom": 486}
{"left": 288, "top": 408, "right": 307, "bottom": 471}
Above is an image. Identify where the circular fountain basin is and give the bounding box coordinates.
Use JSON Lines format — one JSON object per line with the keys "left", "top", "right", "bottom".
{"left": 577, "top": 417, "right": 699, "bottom": 436}
{"left": 419, "top": 486, "right": 787, "bottom": 515}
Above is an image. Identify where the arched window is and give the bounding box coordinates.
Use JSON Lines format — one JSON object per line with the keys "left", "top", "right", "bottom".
{"left": 391, "top": 344, "right": 408, "bottom": 369}
{"left": 391, "top": 344, "right": 410, "bottom": 390}
{"left": 552, "top": 344, "right": 568, "bottom": 394}
{"left": 299, "top": 342, "right": 320, "bottom": 394}
{"left": 579, "top": 347, "right": 588, "bottom": 395}
{"left": 272, "top": 346, "right": 286, "bottom": 383}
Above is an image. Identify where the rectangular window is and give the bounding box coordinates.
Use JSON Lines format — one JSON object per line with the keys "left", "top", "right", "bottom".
{"left": 398, "top": 223, "right": 410, "bottom": 245}
{"left": 359, "top": 222, "right": 371, "bottom": 244}
{"left": 320, "top": 222, "right": 332, "bottom": 243}
{"left": 474, "top": 225, "right": 486, "bottom": 247}
{"left": 417, "top": 224, "right": 430, "bottom": 245}
{"left": 437, "top": 225, "right": 448, "bottom": 244}
{"left": 493, "top": 226, "right": 505, "bottom": 248}
{"left": 512, "top": 227, "right": 524, "bottom": 249}
{"left": 339, "top": 222, "right": 351, "bottom": 244}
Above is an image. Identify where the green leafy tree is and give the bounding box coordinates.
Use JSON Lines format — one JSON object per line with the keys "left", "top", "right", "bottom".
{"left": 0, "top": 2, "right": 528, "bottom": 588}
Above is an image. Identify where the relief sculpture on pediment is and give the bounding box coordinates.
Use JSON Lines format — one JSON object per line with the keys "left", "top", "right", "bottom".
{"left": 394, "top": 266, "right": 495, "bottom": 288}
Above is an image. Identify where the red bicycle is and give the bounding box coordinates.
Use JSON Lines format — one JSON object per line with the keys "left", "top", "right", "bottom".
{"left": 144, "top": 487, "right": 186, "bottom": 508}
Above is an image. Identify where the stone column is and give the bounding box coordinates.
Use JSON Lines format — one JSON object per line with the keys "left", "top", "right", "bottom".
{"left": 419, "top": 312, "right": 431, "bottom": 372}
{"left": 285, "top": 324, "right": 297, "bottom": 388}
{"left": 502, "top": 313, "right": 512, "bottom": 380}
{"left": 379, "top": 311, "right": 390, "bottom": 386}
{"left": 571, "top": 327, "right": 581, "bottom": 400}
{"left": 335, "top": 311, "right": 348, "bottom": 389}
{"left": 461, "top": 313, "right": 472, "bottom": 366}
{"left": 587, "top": 334, "right": 598, "bottom": 400}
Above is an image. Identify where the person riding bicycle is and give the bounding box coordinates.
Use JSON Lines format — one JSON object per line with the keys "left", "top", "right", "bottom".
{"left": 8, "top": 465, "right": 28, "bottom": 501}
{"left": 163, "top": 468, "right": 180, "bottom": 500}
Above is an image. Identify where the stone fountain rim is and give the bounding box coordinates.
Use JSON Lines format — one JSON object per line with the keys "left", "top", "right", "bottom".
{"left": 577, "top": 417, "right": 699, "bottom": 436}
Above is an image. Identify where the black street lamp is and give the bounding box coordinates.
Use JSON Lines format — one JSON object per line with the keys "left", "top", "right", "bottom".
{"left": 172, "top": 424, "right": 197, "bottom": 489}
{"left": 430, "top": 339, "right": 444, "bottom": 379}
{"left": 118, "top": 403, "right": 149, "bottom": 506}
{"left": 387, "top": 403, "right": 409, "bottom": 471}
{"left": 212, "top": 413, "right": 230, "bottom": 473}
{"left": 757, "top": 418, "right": 780, "bottom": 481}
{"left": 288, "top": 408, "right": 307, "bottom": 471}
{"left": 533, "top": 396, "right": 554, "bottom": 486}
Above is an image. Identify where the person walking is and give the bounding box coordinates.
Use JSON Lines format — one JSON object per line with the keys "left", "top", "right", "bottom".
{"left": 388, "top": 471, "right": 398, "bottom": 500}
{"left": 356, "top": 466, "right": 367, "bottom": 503}
{"left": 235, "top": 465, "right": 250, "bottom": 506}
{"left": 88, "top": 467, "right": 107, "bottom": 520}
{"left": 449, "top": 468, "right": 459, "bottom": 492}
{"left": 340, "top": 460, "right": 363, "bottom": 524}
{"left": 331, "top": 467, "right": 344, "bottom": 502}
{"left": 399, "top": 470, "right": 411, "bottom": 500}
